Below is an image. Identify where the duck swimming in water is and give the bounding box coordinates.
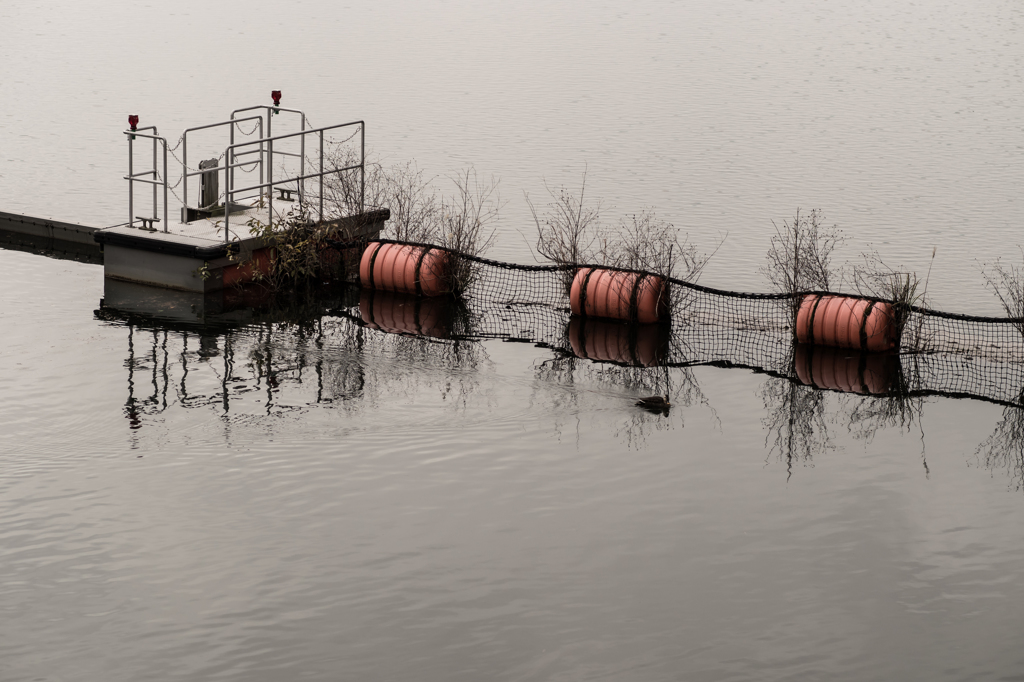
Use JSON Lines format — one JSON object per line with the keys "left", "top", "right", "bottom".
{"left": 636, "top": 395, "right": 671, "bottom": 412}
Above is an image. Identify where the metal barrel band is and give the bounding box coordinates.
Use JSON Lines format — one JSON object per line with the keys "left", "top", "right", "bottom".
{"left": 579, "top": 267, "right": 597, "bottom": 319}
{"left": 365, "top": 242, "right": 384, "bottom": 289}
{"left": 414, "top": 245, "right": 433, "bottom": 297}
{"left": 628, "top": 274, "right": 645, "bottom": 325}
{"left": 807, "top": 294, "right": 825, "bottom": 346}
{"left": 860, "top": 300, "right": 877, "bottom": 351}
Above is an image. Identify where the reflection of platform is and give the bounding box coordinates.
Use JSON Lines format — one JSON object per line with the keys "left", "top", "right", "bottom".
{"left": 99, "top": 278, "right": 361, "bottom": 329}
{"left": 102, "top": 278, "right": 256, "bottom": 327}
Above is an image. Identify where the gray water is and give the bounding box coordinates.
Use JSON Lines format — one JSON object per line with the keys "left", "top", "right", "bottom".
{"left": 3, "top": 1, "right": 1024, "bottom": 680}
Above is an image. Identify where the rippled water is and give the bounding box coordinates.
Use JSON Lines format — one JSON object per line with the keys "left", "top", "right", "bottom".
{"left": 4, "top": 1, "right": 1024, "bottom": 680}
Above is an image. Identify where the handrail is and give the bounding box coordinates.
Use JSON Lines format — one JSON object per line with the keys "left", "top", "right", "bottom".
{"left": 123, "top": 105, "right": 364, "bottom": 240}
{"left": 225, "top": 121, "right": 364, "bottom": 147}
{"left": 231, "top": 105, "right": 308, "bottom": 209}
{"left": 222, "top": 162, "right": 363, "bottom": 194}
{"left": 181, "top": 115, "right": 263, "bottom": 213}
{"left": 124, "top": 129, "right": 168, "bottom": 232}
{"left": 231, "top": 104, "right": 307, "bottom": 120}
{"left": 222, "top": 121, "right": 365, "bottom": 242}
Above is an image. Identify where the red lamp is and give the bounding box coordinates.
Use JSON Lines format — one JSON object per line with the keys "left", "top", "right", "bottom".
{"left": 271, "top": 90, "right": 282, "bottom": 107}
{"left": 128, "top": 115, "right": 139, "bottom": 131}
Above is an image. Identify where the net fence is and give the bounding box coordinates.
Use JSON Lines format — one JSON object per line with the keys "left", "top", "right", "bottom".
{"left": 326, "top": 239, "right": 1024, "bottom": 408}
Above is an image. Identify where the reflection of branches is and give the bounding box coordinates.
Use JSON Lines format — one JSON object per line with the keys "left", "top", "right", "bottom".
{"left": 534, "top": 351, "right": 712, "bottom": 449}
{"left": 975, "top": 401, "right": 1024, "bottom": 491}
{"left": 761, "top": 377, "right": 834, "bottom": 477}
{"left": 615, "top": 410, "right": 673, "bottom": 451}
{"left": 843, "top": 356, "right": 923, "bottom": 443}
{"left": 321, "top": 318, "right": 490, "bottom": 409}
{"left": 540, "top": 352, "right": 706, "bottom": 407}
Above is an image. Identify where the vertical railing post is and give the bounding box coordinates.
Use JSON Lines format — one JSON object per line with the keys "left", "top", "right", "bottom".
{"left": 152, "top": 136, "right": 158, "bottom": 222}
{"left": 229, "top": 119, "right": 235, "bottom": 203}
{"left": 360, "top": 122, "right": 365, "bottom": 213}
{"left": 182, "top": 133, "right": 189, "bottom": 218}
{"left": 319, "top": 132, "right": 324, "bottom": 222}
{"left": 224, "top": 144, "right": 231, "bottom": 242}
{"left": 128, "top": 134, "right": 134, "bottom": 229}
{"left": 267, "top": 109, "right": 272, "bottom": 204}
{"left": 162, "top": 139, "right": 168, "bottom": 232}
{"left": 268, "top": 136, "right": 274, "bottom": 230}
{"left": 299, "top": 115, "right": 306, "bottom": 209}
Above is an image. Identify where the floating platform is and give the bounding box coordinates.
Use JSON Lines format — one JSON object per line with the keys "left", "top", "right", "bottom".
{"left": 95, "top": 97, "right": 385, "bottom": 293}
{"left": 95, "top": 206, "right": 388, "bottom": 293}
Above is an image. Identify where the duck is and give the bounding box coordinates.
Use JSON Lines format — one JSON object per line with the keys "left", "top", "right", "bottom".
{"left": 636, "top": 394, "right": 671, "bottom": 411}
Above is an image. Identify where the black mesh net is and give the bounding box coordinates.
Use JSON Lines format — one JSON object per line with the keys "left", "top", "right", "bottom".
{"left": 323, "top": 239, "right": 1024, "bottom": 408}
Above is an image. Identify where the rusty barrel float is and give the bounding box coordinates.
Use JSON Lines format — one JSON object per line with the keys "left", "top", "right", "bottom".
{"left": 570, "top": 267, "right": 669, "bottom": 324}
{"left": 795, "top": 294, "right": 896, "bottom": 352}
{"left": 359, "top": 241, "right": 451, "bottom": 297}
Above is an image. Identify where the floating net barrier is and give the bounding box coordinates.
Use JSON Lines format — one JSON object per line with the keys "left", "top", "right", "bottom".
{"left": 324, "top": 238, "right": 1024, "bottom": 408}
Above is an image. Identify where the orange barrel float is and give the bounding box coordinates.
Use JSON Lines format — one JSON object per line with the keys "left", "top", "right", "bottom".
{"left": 795, "top": 294, "right": 896, "bottom": 352}
{"left": 794, "top": 343, "right": 896, "bottom": 395}
{"left": 569, "top": 267, "right": 668, "bottom": 324}
{"left": 359, "top": 241, "right": 451, "bottom": 297}
{"left": 568, "top": 317, "right": 668, "bottom": 367}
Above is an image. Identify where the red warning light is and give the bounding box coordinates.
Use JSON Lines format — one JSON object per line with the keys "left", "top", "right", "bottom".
{"left": 271, "top": 91, "right": 282, "bottom": 106}
{"left": 128, "top": 115, "right": 139, "bottom": 131}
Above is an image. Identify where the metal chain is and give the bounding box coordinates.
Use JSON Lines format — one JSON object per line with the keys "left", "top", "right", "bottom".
{"left": 234, "top": 118, "right": 260, "bottom": 136}
{"left": 167, "top": 143, "right": 226, "bottom": 174}
{"left": 325, "top": 127, "right": 360, "bottom": 147}
{"left": 160, "top": 173, "right": 187, "bottom": 211}
{"left": 167, "top": 133, "right": 184, "bottom": 154}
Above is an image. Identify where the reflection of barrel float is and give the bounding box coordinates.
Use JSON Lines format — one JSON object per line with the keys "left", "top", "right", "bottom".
{"left": 359, "top": 289, "right": 453, "bottom": 338}
{"left": 796, "top": 294, "right": 895, "bottom": 352}
{"left": 568, "top": 317, "right": 668, "bottom": 367}
{"left": 359, "top": 242, "right": 450, "bottom": 296}
{"left": 570, "top": 267, "right": 668, "bottom": 324}
{"left": 794, "top": 343, "right": 895, "bottom": 394}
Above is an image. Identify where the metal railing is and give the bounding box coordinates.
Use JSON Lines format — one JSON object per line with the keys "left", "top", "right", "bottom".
{"left": 222, "top": 120, "right": 365, "bottom": 242}
{"left": 124, "top": 126, "right": 168, "bottom": 232}
{"left": 124, "top": 105, "right": 364, "bottom": 242}
{"left": 232, "top": 105, "right": 308, "bottom": 204}
{"left": 181, "top": 116, "right": 264, "bottom": 212}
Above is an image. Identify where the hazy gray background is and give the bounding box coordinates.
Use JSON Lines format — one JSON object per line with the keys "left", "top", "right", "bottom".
{"left": 3, "top": 0, "right": 1022, "bottom": 307}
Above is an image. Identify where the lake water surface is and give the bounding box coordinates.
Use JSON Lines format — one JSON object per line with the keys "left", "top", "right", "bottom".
{"left": 3, "top": 1, "right": 1024, "bottom": 680}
